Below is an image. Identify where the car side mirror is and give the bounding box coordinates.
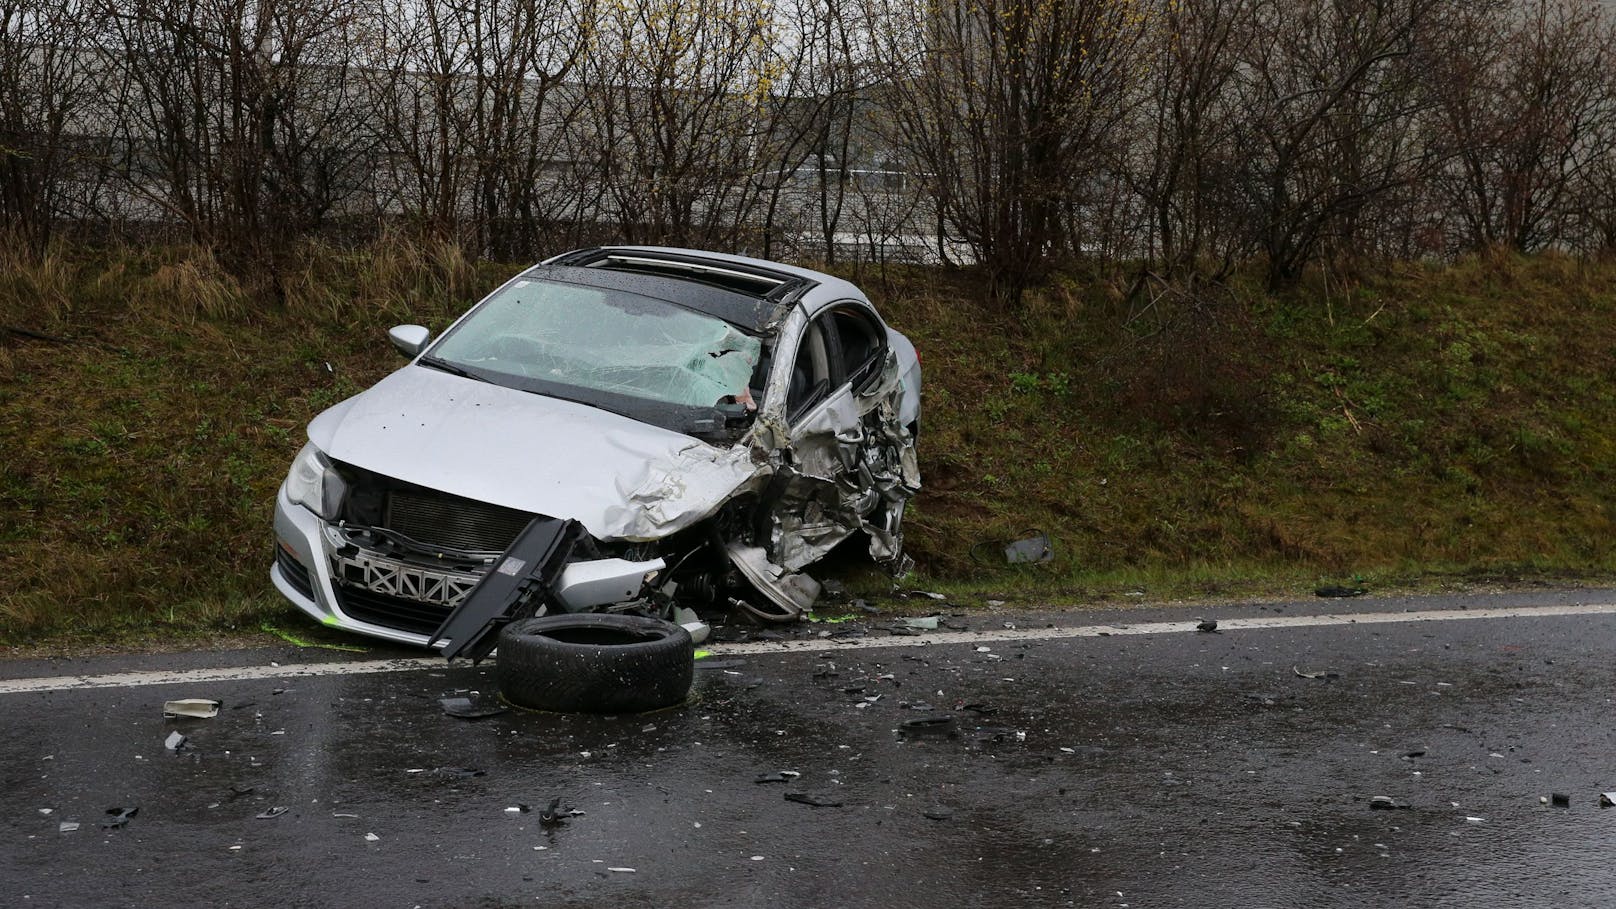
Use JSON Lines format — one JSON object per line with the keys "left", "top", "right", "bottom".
{"left": 388, "top": 324, "right": 431, "bottom": 358}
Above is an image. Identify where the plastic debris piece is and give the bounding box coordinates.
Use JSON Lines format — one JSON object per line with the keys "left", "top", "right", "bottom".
{"left": 164, "top": 731, "right": 187, "bottom": 751}
{"left": 540, "top": 797, "right": 570, "bottom": 827}
{"left": 899, "top": 716, "right": 955, "bottom": 734}
{"left": 755, "top": 772, "right": 790, "bottom": 784}
{"left": 1293, "top": 666, "right": 1341, "bottom": 680}
{"left": 440, "top": 697, "right": 509, "bottom": 720}
{"left": 1546, "top": 793, "right": 1569, "bottom": 808}
{"left": 608, "top": 867, "right": 636, "bottom": 873}
{"left": 58, "top": 821, "right": 79, "bottom": 833}
{"left": 1315, "top": 585, "right": 1367, "bottom": 598}
{"left": 332, "top": 812, "right": 359, "bottom": 819}
{"left": 1368, "top": 796, "right": 1408, "bottom": 811}
{"left": 434, "top": 767, "right": 486, "bottom": 779}
{"left": 784, "top": 792, "right": 844, "bottom": 808}
{"left": 854, "top": 599, "right": 881, "bottom": 614}
{"left": 1196, "top": 619, "right": 1219, "bottom": 633}
{"left": 365, "top": 832, "right": 380, "bottom": 842}
{"left": 1004, "top": 532, "right": 1054, "bottom": 564}
{"left": 256, "top": 806, "right": 288, "bottom": 820}
{"left": 163, "top": 699, "right": 222, "bottom": 719}
{"left": 922, "top": 808, "right": 954, "bottom": 821}
{"left": 1601, "top": 792, "right": 1616, "bottom": 808}
{"left": 102, "top": 807, "right": 139, "bottom": 829}
{"left": 899, "top": 615, "right": 939, "bottom": 630}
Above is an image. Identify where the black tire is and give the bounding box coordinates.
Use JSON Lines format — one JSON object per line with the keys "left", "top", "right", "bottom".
{"left": 494, "top": 614, "right": 694, "bottom": 714}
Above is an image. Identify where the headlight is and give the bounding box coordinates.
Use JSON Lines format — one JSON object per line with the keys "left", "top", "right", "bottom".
{"left": 285, "top": 442, "right": 342, "bottom": 519}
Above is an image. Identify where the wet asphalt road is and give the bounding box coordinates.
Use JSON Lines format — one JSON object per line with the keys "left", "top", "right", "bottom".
{"left": 5, "top": 589, "right": 1616, "bottom": 908}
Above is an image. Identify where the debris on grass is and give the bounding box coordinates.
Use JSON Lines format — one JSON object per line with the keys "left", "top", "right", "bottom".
{"left": 1315, "top": 585, "right": 1367, "bottom": 598}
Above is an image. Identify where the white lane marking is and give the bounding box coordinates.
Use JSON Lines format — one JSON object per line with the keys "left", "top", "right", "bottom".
{"left": 3, "top": 601, "right": 1614, "bottom": 695}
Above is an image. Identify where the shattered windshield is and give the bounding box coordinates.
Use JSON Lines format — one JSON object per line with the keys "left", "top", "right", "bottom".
{"left": 426, "top": 276, "right": 763, "bottom": 436}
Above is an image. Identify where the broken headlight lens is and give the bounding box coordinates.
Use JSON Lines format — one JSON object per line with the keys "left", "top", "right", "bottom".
{"left": 285, "top": 442, "right": 340, "bottom": 520}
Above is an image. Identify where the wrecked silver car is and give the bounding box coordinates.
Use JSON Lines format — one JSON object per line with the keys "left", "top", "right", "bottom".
{"left": 271, "top": 247, "right": 921, "bottom": 653}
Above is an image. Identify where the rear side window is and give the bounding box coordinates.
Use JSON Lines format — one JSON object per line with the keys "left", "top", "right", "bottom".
{"left": 831, "top": 308, "right": 884, "bottom": 393}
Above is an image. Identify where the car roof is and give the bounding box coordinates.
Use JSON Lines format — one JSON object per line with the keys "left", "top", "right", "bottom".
{"left": 535, "top": 247, "right": 873, "bottom": 332}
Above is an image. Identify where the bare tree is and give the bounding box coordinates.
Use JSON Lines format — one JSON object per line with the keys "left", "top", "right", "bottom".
{"left": 1430, "top": 0, "right": 1616, "bottom": 253}
{"left": 1227, "top": 0, "right": 1450, "bottom": 288}
{"left": 864, "top": 0, "right": 1145, "bottom": 302}
{"left": 0, "top": 0, "right": 106, "bottom": 250}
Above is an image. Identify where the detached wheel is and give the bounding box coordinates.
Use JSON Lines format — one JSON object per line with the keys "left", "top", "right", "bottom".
{"left": 494, "top": 614, "right": 694, "bottom": 714}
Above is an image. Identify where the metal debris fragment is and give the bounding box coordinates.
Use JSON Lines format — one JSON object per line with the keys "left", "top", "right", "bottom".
{"left": 101, "top": 807, "right": 139, "bottom": 829}
{"left": 784, "top": 792, "right": 844, "bottom": 808}
{"left": 163, "top": 699, "right": 221, "bottom": 719}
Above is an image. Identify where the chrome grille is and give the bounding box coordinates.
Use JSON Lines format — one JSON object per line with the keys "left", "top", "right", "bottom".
{"left": 384, "top": 489, "right": 534, "bottom": 553}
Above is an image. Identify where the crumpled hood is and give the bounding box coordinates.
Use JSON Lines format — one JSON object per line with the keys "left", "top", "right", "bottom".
{"left": 307, "top": 366, "right": 760, "bottom": 541}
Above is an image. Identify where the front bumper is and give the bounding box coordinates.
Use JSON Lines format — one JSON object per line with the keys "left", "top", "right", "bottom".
{"left": 271, "top": 483, "right": 662, "bottom": 648}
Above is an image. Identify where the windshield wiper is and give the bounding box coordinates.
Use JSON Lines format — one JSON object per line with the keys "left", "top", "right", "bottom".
{"left": 417, "top": 355, "right": 482, "bottom": 381}
{"left": 523, "top": 386, "right": 636, "bottom": 421}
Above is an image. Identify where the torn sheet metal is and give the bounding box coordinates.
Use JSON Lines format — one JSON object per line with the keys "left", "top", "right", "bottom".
{"left": 727, "top": 543, "right": 822, "bottom": 617}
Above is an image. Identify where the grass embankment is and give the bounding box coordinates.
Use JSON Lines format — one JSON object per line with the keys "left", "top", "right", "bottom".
{"left": 2, "top": 241, "right": 1614, "bottom": 649}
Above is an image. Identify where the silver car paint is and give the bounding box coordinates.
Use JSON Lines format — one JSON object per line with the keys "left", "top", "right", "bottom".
{"left": 277, "top": 247, "right": 921, "bottom": 639}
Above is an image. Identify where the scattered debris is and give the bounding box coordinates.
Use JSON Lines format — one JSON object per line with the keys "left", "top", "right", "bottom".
{"left": 900, "top": 616, "right": 939, "bottom": 631}
{"left": 256, "top": 807, "right": 289, "bottom": 820}
{"left": 1315, "top": 585, "right": 1367, "bottom": 598}
{"left": 1601, "top": 792, "right": 1616, "bottom": 808}
{"left": 1003, "top": 532, "right": 1054, "bottom": 564}
{"left": 854, "top": 600, "right": 881, "bottom": 614}
{"left": 505, "top": 805, "right": 531, "bottom": 814}
{"left": 1368, "top": 796, "right": 1409, "bottom": 811}
{"left": 58, "top": 821, "right": 79, "bottom": 834}
{"left": 365, "top": 832, "right": 380, "bottom": 842}
{"left": 1551, "top": 793, "right": 1571, "bottom": 808}
{"left": 539, "top": 797, "right": 583, "bottom": 827}
{"left": 784, "top": 792, "right": 844, "bottom": 808}
{"left": 922, "top": 808, "right": 954, "bottom": 821}
{"left": 433, "top": 767, "right": 486, "bottom": 780}
{"left": 1196, "top": 619, "right": 1219, "bottom": 633}
{"left": 607, "top": 867, "right": 637, "bottom": 873}
{"left": 1404, "top": 750, "right": 1427, "bottom": 759}
{"left": 672, "top": 606, "right": 712, "bottom": 645}
{"left": 102, "top": 807, "right": 139, "bottom": 829}
{"left": 164, "top": 731, "right": 187, "bottom": 751}
{"left": 754, "top": 771, "right": 800, "bottom": 784}
{"left": 163, "top": 699, "right": 221, "bottom": 719}
{"left": 439, "top": 697, "right": 509, "bottom": 720}
{"left": 899, "top": 716, "right": 956, "bottom": 734}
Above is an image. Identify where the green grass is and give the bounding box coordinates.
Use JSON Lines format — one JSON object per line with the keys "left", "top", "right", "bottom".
{"left": 3, "top": 242, "right": 1615, "bottom": 648}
